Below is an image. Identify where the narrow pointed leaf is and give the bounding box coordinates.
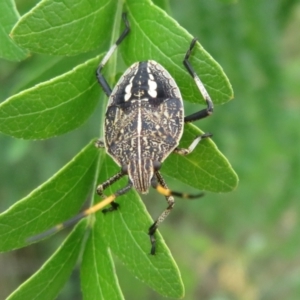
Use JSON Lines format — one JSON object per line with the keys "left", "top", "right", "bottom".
{"left": 96, "top": 152, "right": 185, "bottom": 299}
{"left": 0, "top": 0, "right": 28, "bottom": 61}
{"left": 0, "top": 140, "right": 98, "bottom": 252}
{"left": 7, "top": 221, "right": 86, "bottom": 300}
{"left": 163, "top": 123, "right": 238, "bottom": 192}
{"left": 124, "top": 0, "right": 233, "bottom": 105}
{"left": 11, "top": 0, "right": 118, "bottom": 55}
{"left": 81, "top": 221, "right": 124, "bottom": 300}
{"left": 0, "top": 56, "right": 102, "bottom": 139}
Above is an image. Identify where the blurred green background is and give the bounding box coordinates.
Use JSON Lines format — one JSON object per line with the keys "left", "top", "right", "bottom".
{"left": 1, "top": 0, "right": 300, "bottom": 299}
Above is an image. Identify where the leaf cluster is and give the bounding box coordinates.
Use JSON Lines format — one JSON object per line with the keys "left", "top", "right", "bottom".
{"left": 0, "top": 0, "right": 237, "bottom": 298}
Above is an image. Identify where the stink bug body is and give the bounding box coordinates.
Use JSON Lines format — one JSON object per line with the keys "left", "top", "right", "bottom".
{"left": 104, "top": 60, "right": 184, "bottom": 193}
{"left": 29, "top": 13, "right": 214, "bottom": 255}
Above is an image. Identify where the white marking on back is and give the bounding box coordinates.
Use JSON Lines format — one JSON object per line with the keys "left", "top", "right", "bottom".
{"left": 124, "top": 81, "right": 133, "bottom": 101}
{"left": 148, "top": 79, "right": 157, "bottom": 98}
{"left": 149, "top": 73, "right": 154, "bottom": 80}
{"left": 137, "top": 97, "right": 142, "bottom": 189}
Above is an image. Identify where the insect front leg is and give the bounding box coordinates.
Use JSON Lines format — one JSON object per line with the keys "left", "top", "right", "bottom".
{"left": 183, "top": 38, "right": 214, "bottom": 123}
{"left": 96, "top": 13, "right": 130, "bottom": 97}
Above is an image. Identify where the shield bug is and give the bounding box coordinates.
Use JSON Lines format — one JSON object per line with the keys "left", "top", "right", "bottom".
{"left": 29, "top": 13, "right": 214, "bottom": 255}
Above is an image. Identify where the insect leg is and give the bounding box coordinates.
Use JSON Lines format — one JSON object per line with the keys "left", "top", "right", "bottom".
{"left": 148, "top": 171, "right": 175, "bottom": 255}
{"left": 94, "top": 139, "right": 105, "bottom": 148}
{"left": 150, "top": 174, "right": 204, "bottom": 254}
{"left": 96, "top": 171, "right": 125, "bottom": 197}
{"left": 94, "top": 138, "right": 129, "bottom": 210}
{"left": 173, "top": 132, "right": 212, "bottom": 155}
{"left": 183, "top": 38, "right": 214, "bottom": 123}
{"left": 96, "top": 13, "right": 130, "bottom": 97}
{"left": 94, "top": 140, "right": 125, "bottom": 197}
{"left": 97, "top": 171, "right": 127, "bottom": 213}
{"left": 27, "top": 182, "right": 133, "bottom": 244}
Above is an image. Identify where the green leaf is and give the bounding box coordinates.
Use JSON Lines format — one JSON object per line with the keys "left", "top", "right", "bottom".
{"left": 0, "top": 0, "right": 28, "bottom": 61}
{"left": 0, "top": 140, "right": 98, "bottom": 252}
{"left": 0, "top": 56, "right": 102, "bottom": 139}
{"left": 123, "top": 0, "right": 233, "bottom": 105}
{"left": 81, "top": 220, "right": 124, "bottom": 300}
{"left": 152, "top": 0, "right": 171, "bottom": 12}
{"left": 163, "top": 123, "right": 238, "bottom": 192}
{"left": 6, "top": 221, "right": 86, "bottom": 300}
{"left": 11, "top": 0, "right": 118, "bottom": 55}
{"left": 96, "top": 152, "right": 185, "bottom": 299}
{"left": 217, "top": 0, "right": 238, "bottom": 4}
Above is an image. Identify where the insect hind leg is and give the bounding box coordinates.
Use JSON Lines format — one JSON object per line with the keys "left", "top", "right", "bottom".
{"left": 27, "top": 174, "right": 132, "bottom": 244}
{"left": 149, "top": 172, "right": 204, "bottom": 255}
{"left": 26, "top": 192, "right": 121, "bottom": 244}
{"left": 149, "top": 171, "right": 175, "bottom": 255}
{"left": 96, "top": 169, "right": 127, "bottom": 213}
